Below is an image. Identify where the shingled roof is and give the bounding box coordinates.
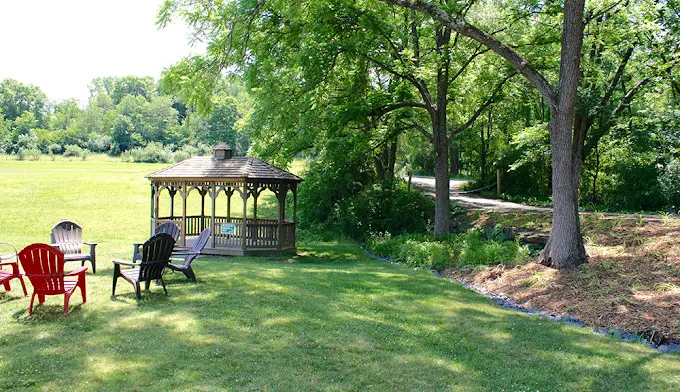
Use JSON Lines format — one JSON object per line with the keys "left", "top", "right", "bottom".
{"left": 146, "top": 156, "right": 303, "bottom": 183}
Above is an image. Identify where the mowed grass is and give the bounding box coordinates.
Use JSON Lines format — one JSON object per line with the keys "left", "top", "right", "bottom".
{"left": 0, "top": 158, "right": 680, "bottom": 391}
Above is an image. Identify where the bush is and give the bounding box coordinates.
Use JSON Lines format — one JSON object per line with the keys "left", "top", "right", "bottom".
{"left": 63, "top": 144, "right": 86, "bottom": 158}
{"left": 458, "top": 226, "right": 529, "bottom": 266}
{"left": 368, "top": 226, "right": 529, "bottom": 271}
{"left": 336, "top": 180, "right": 435, "bottom": 240}
{"left": 87, "top": 134, "right": 112, "bottom": 153}
{"left": 129, "top": 142, "right": 174, "bottom": 163}
{"left": 17, "top": 148, "right": 42, "bottom": 161}
{"left": 660, "top": 159, "right": 680, "bottom": 209}
{"left": 120, "top": 150, "right": 132, "bottom": 162}
{"left": 47, "top": 143, "right": 63, "bottom": 155}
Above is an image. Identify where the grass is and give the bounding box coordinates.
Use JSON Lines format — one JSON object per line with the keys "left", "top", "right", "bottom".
{"left": 1, "top": 159, "right": 680, "bottom": 391}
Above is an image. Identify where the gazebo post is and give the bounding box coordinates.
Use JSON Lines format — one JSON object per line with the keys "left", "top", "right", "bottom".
{"left": 210, "top": 186, "right": 216, "bottom": 248}
{"left": 150, "top": 184, "right": 156, "bottom": 236}
{"left": 241, "top": 184, "right": 248, "bottom": 252}
{"left": 181, "top": 185, "right": 187, "bottom": 246}
{"left": 226, "top": 187, "right": 233, "bottom": 221}
{"left": 199, "top": 187, "right": 208, "bottom": 231}
{"left": 169, "top": 187, "right": 177, "bottom": 219}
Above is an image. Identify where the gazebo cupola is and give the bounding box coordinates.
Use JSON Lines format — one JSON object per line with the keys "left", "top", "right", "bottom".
{"left": 146, "top": 144, "right": 303, "bottom": 256}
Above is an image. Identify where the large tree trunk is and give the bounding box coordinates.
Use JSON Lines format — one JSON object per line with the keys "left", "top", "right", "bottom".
{"left": 538, "top": 0, "right": 587, "bottom": 269}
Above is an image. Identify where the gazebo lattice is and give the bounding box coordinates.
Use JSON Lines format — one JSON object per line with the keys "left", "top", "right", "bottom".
{"left": 146, "top": 143, "right": 302, "bottom": 256}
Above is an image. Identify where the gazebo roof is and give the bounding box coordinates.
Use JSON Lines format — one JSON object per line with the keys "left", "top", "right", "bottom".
{"left": 146, "top": 156, "right": 303, "bottom": 183}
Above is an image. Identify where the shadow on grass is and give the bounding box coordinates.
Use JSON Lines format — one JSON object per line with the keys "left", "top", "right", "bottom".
{"left": 1, "top": 249, "right": 679, "bottom": 391}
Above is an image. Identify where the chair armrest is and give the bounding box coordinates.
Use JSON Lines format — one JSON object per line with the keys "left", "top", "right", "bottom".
{"left": 173, "top": 246, "right": 191, "bottom": 252}
{"left": 0, "top": 242, "right": 18, "bottom": 254}
{"left": 171, "top": 251, "right": 201, "bottom": 256}
{"left": 65, "top": 266, "right": 88, "bottom": 276}
{"left": 0, "top": 261, "right": 20, "bottom": 274}
{"left": 83, "top": 242, "right": 98, "bottom": 246}
{"left": 112, "top": 259, "right": 137, "bottom": 267}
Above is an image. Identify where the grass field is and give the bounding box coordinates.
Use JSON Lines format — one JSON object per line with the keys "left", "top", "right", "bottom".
{"left": 1, "top": 157, "right": 680, "bottom": 391}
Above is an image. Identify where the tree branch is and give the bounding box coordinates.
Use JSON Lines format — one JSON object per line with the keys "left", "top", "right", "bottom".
{"left": 449, "top": 73, "right": 516, "bottom": 141}
{"left": 370, "top": 101, "right": 429, "bottom": 118}
{"left": 378, "top": 0, "right": 557, "bottom": 107}
{"left": 409, "top": 121, "right": 433, "bottom": 142}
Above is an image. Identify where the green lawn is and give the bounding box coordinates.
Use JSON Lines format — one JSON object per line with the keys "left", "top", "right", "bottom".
{"left": 1, "top": 157, "right": 680, "bottom": 391}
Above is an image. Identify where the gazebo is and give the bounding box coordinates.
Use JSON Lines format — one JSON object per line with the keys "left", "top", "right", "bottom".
{"left": 146, "top": 143, "right": 303, "bottom": 256}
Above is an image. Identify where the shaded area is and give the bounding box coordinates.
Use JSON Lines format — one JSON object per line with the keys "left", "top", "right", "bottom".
{"left": 1, "top": 239, "right": 679, "bottom": 391}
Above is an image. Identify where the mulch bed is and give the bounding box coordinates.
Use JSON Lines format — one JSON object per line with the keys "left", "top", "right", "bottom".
{"left": 445, "top": 212, "right": 680, "bottom": 343}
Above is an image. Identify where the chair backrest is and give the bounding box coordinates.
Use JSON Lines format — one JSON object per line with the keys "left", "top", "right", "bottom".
{"left": 154, "top": 222, "right": 181, "bottom": 241}
{"left": 138, "top": 233, "right": 175, "bottom": 281}
{"left": 50, "top": 220, "right": 83, "bottom": 255}
{"left": 19, "top": 244, "right": 66, "bottom": 294}
{"left": 182, "top": 227, "right": 211, "bottom": 268}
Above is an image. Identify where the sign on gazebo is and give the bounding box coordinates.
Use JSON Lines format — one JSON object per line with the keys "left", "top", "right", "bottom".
{"left": 146, "top": 143, "right": 303, "bottom": 256}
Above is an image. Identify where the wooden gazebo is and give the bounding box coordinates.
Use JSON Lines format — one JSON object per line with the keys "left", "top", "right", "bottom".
{"left": 146, "top": 143, "right": 303, "bottom": 256}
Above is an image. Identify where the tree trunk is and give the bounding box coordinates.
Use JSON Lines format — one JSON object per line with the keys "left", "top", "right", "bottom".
{"left": 538, "top": 0, "right": 587, "bottom": 269}
{"left": 433, "top": 117, "right": 450, "bottom": 237}
{"left": 387, "top": 139, "right": 397, "bottom": 180}
{"left": 592, "top": 144, "right": 599, "bottom": 205}
{"left": 450, "top": 144, "right": 459, "bottom": 175}
{"left": 480, "top": 126, "right": 487, "bottom": 182}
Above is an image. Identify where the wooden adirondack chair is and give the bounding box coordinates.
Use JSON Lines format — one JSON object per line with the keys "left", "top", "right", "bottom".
{"left": 0, "top": 242, "right": 27, "bottom": 296}
{"left": 132, "top": 222, "right": 180, "bottom": 263}
{"left": 51, "top": 220, "right": 98, "bottom": 273}
{"left": 167, "top": 227, "right": 211, "bottom": 282}
{"left": 18, "top": 243, "right": 87, "bottom": 315}
{"left": 113, "top": 233, "right": 175, "bottom": 300}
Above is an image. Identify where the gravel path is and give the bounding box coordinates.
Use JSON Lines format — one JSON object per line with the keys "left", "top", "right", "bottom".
{"left": 410, "top": 176, "right": 676, "bottom": 221}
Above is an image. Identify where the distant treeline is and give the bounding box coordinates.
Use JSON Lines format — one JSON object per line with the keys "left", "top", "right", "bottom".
{"left": 0, "top": 76, "right": 251, "bottom": 162}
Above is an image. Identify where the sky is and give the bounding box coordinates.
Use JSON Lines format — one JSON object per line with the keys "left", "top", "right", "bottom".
{"left": 0, "top": 0, "right": 203, "bottom": 104}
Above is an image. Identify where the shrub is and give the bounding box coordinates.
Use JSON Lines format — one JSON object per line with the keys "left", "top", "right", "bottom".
{"left": 336, "top": 180, "right": 435, "bottom": 240}
{"left": 660, "top": 159, "right": 680, "bottom": 209}
{"left": 63, "top": 144, "right": 86, "bottom": 158}
{"left": 87, "top": 134, "right": 112, "bottom": 153}
{"left": 17, "top": 148, "right": 42, "bottom": 161}
{"left": 458, "top": 226, "right": 529, "bottom": 266}
{"left": 120, "top": 150, "right": 132, "bottom": 162}
{"left": 47, "top": 143, "right": 63, "bottom": 155}
{"left": 129, "top": 142, "right": 174, "bottom": 163}
{"left": 368, "top": 226, "right": 529, "bottom": 271}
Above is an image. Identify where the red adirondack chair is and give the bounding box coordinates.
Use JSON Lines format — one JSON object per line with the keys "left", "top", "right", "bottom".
{"left": 0, "top": 242, "right": 27, "bottom": 296}
{"left": 18, "top": 243, "right": 87, "bottom": 315}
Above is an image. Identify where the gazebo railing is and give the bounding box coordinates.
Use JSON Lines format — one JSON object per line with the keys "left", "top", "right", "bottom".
{"left": 154, "top": 216, "right": 295, "bottom": 249}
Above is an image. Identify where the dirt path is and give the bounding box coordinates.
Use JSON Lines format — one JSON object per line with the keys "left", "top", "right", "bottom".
{"left": 410, "top": 176, "right": 675, "bottom": 221}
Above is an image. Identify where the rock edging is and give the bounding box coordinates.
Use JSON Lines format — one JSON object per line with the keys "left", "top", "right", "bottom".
{"left": 363, "top": 248, "right": 680, "bottom": 354}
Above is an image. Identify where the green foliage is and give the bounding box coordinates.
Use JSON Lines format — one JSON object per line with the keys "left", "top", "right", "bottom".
{"left": 63, "top": 144, "right": 87, "bottom": 158}
{"left": 369, "top": 225, "right": 529, "bottom": 271}
{"left": 660, "top": 159, "right": 680, "bottom": 209}
{"left": 129, "top": 142, "right": 175, "bottom": 163}
{"left": 337, "top": 181, "right": 435, "bottom": 240}
{"left": 16, "top": 147, "right": 42, "bottom": 161}
{"left": 458, "top": 226, "right": 529, "bottom": 266}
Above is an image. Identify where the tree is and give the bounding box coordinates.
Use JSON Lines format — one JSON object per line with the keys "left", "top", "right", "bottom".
{"left": 159, "top": 0, "right": 512, "bottom": 237}
{"left": 379, "top": 0, "right": 588, "bottom": 269}
{"left": 0, "top": 79, "right": 49, "bottom": 128}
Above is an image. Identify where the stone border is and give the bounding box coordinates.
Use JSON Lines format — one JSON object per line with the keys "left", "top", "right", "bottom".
{"left": 364, "top": 248, "right": 680, "bottom": 354}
